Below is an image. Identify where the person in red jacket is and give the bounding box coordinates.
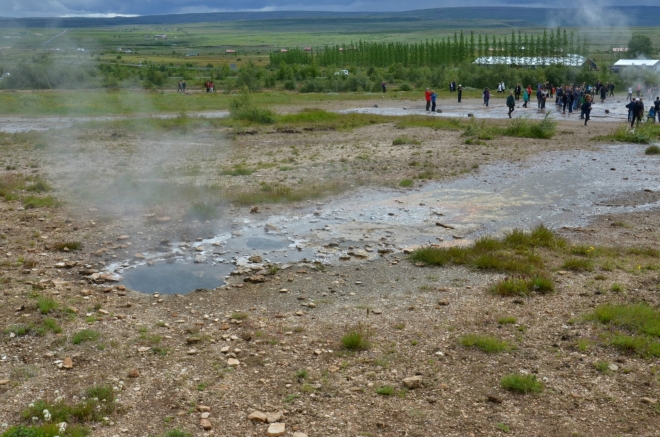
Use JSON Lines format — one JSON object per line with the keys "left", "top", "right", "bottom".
{"left": 425, "top": 88, "right": 431, "bottom": 111}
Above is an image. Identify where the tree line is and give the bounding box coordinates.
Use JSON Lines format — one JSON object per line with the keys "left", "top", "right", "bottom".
{"left": 270, "top": 28, "right": 589, "bottom": 68}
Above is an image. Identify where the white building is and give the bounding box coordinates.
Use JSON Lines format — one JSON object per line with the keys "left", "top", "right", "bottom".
{"left": 473, "top": 54, "right": 594, "bottom": 69}
{"left": 612, "top": 59, "right": 660, "bottom": 72}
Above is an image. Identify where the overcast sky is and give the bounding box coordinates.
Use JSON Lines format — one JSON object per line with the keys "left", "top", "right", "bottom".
{"left": 1, "top": 0, "right": 656, "bottom": 18}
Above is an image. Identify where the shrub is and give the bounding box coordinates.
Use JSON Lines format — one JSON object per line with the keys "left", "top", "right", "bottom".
{"left": 610, "top": 283, "right": 624, "bottom": 292}
{"left": 26, "top": 179, "right": 52, "bottom": 193}
{"left": 392, "top": 136, "right": 421, "bottom": 146}
{"left": 43, "top": 318, "right": 62, "bottom": 334}
{"left": 460, "top": 334, "right": 509, "bottom": 353}
{"left": 72, "top": 329, "right": 100, "bottom": 344}
{"left": 498, "top": 316, "right": 517, "bottom": 325}
{"left": 529, "top": 276, "right": 554, "bottom": 294}
{"left": 594, "top": 361, "right": 610, "bottom": 373}
{"left": 500, "top": 374, "right": 544, "bottom": 394}
{"left": 399, "top": 179, "right": 413, "bottom": 188}
{"left": 231, "top": 312, "right": 248, "bottom": 320}
{"left": 229, "top": 86, "right": 275, "bottom": 124}
{"left": 23, "top": 196, "right": 60, "bottom": 209}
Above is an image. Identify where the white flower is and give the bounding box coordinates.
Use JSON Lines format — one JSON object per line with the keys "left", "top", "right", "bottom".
{"left": 58, "top": 422, "right": 67, "bottom": 434}
{"left": 43, "top": 409, "right": 51, "bottom": 421}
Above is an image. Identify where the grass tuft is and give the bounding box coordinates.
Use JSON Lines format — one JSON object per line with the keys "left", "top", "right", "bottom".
{"left": 52, "top": 241, "right": 82, "bottom": 251}
{"left": 375, "top": 385, "right": 394, "bottom": 396}
{"left": 500, "top": 374, "right": 544, "bottom": 394}
{"left": 562, "top": 257, "right": 594, "bottom": 272}
{"left": 645, "top": 145, "right": 660, "bottom": 155}
{"left": 341, "top": 323, "right": 372, "bottom": 351}
{"left": 392, "top": 136, "right": 421, "bottom": 145}
{"left": 498, "top": 316, "right": 517, "bottom": 325}
{"left": 37, "top": 297, "right": 58, "bottom": 314}
{"left": 460, "top": 334, "right": 509, "bottom": 353}
{"left": 587, "top": 303, "right": 660, "bottom": 357}
{"left": 72, "top": 329, "right": 100, "bottom": 345}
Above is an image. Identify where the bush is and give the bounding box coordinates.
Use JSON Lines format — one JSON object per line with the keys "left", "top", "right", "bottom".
{"left": 229, "top": 86, "right": 275, "bottom": 124}
{"left": 399, "top": 179, "right": 413, "bottom": 188}
{"left": 37, "top": 297, "right": 58, "bottom": 314}
{"left": 500, "top": 374, "right": 544, "bottom": 394}
{"left": 645, "top": 145, "right": 660, "bottom": 155}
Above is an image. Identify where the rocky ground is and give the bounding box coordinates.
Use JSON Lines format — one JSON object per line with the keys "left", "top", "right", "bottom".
{"left": 0, "top": 115, "right": 659, "bottom": 437}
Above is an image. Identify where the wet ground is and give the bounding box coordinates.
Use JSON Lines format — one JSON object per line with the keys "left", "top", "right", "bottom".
{"left": 341, "top": 97, "right": 636, "bottom": 121}
{"left": 114, "top": 143, "right": 660, "bottom": 294}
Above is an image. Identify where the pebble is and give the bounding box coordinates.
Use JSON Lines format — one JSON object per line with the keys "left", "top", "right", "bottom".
{"left": 200, "top": 418, "right": 212, "bottom": 430}
{"left": 227, "top": 358, "right": 240, "bottom": 367}
{"left": 402, "top": 375, "right": 422, "bottom": 389}
{"left": 197, "top": 405, "right": 211, "bottom": 412}
{"left": 200, "top": 412, "right": 211, "bottom": 419}
{"left": 267, "top": 423, "right": 286, "bottom": 437}
{"left": 248, "top": 411, "right": 268, "bottom": 422}
{"left": 62, "top": 357, "right": 73, "bottom": 369}
{"left": 293, "top": 433, "right": 308, "bottom": 437}
{"left": 0, "top": 379, "right": 9, "bottom": 385}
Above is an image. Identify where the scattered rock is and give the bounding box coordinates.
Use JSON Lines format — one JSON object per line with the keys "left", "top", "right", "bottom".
{"left": 227, "top": 358, "right": 240, "bottom": 367}
{"left": 328, "top": 366, "right": 340, "bottom": 373}
{"left": 62, "top": 357, "right": 73, "bottom": 369}
{"left": 137, "top": 347, "right": 151, "bottom": 353}
{"left": 197, "top": 405, "right": 211, "bottom": 413}
{"left": 641, "top": 397, "right": 657, "bottom": 405}
{"left": 248, "top": 411, "right": 268, "bottom": 422}
{"left": 250, "top": 206, "right": 259, "bottom": 214}
{"left": 200, "top": 412, "right": 210, "bottom": 419}
{"left": 435, "top": 222, "right": 455, "bottom": 229}
{"left": 155, "top": 216, "right": 171, "bottom": 222}
{"left": 249, "top": 255, "right": 263, "bottom": 263}
{"left": 608, "top": 363, "right": 619, "bottom": 372}
{"left": 200, "top": 419, "right": 213, "bottom": 430}
{"left": 0, "top": 379, "right": 9, "bottom": 385}
{"left": 293, "top": 433, "right": 308, "bottom": 437}
{"left": 128, "top": 369, "right": 139, "bottom": 378}
{"left": 402, "top": 375, "right": 422, "bottom": 389}
{"left": 267, "top": 423, "right": 286, "bottom": 437}
{"left": 267, "top": 411, "right": 284, "bottom": 423}
{"left": 487, "top": 395, "right": 503, "bottom": 404}
{"left": 187, "top": 349, "right": 199, "bottom": 355}
{"left": 194, "top": 255, "right": 207, "bottom": 263}
{"left": 99, "top": 273, "right": 123, "bottom": 282}
{"left": 245, "top": 275, "right": 267, "bottom": 283}
{"left": 437, "top": 300, "right": 450, "bottom": 306}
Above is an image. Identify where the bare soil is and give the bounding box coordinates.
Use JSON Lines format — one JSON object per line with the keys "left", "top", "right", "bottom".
{"left": 1, "top": 117, "right": 659, "bottom": 437}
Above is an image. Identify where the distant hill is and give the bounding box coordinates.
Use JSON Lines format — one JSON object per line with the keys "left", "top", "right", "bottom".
{"left": 0, "top": 6, "right": 658, "bottom": 29}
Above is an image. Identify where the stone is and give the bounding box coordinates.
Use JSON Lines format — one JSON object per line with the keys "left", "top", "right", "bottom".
{"left": 0, "top": 379, "right": 9, "bottom": 385}
{"left": 227, "top": 358, "right": 240, "bottom": 367}
{"left": 200, "top": 419, "right": 212, "bottom": 430}
{"left": 201, "top": 412, "right": 210, "bottom": 419}
{"left": 266, "top": 411, "right": 283, "bottom": 423}
{"left": 197, "top": 405, "right": 211, "bottom": 412}
{"left": 62, "top": 357, "right": 73, "bottom": 369}
{"left": 117, "top": 235, "right": 130, "bottom": 240}
{"left": 137, "top": 347, "right": 151, "bottom": 352}
{"left": 249, "top": 255, "right": 263, "bottom": 263}
{"left": 248, "top": 411, "right": 268, "bottom": 422}
{"left": 328, "top": 366, "right": 339, "bottom": 373}
{"left": 608, "top": 363, "right": 619, "bottom": 372}
{"left": 186, "top": 337, "right": 201, "bottom": 344}
{"left": 187, "top": 349, "right": 199, "bottom": 355}
{"left": 99, "top": 273, "right": 123, "bottom": 282}
{"left": 128, "top": 369, "right": 139, "bottom": 378}
{"left": 155, "top": 216, "right": 171, "bottom": 222}
{"left": 194, "top": 255, "right": 207, "bottom": 264}
{"left": 293, "top": 433, "right": 308, "bottom": 437}
{"left": 641, "top": 397, "right": 657, "bottom": 405}
{"left": 402, "top": 375, "right": 422, "bottom": 389}
{"left": 487, "top": 395, "right": 502, "bottom": 404}
{"left": 245, "top": 275, "right": 266, "bottom": 283}
{"left": 267, "top": 423, "right": 286, "bottom": 437}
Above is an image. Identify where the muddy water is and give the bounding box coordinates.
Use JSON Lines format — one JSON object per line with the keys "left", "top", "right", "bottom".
{"left": 115, "top": 143, "right": 660, "bottom": 294}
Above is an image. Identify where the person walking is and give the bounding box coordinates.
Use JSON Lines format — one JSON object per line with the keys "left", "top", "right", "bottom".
{"left": 515, "top": 84, "right": 521, "bottom": 101}
{"left": 536, "top": 87, "right": 542, "bottom": 108}
{"left": 582, "top": 95, "right": 592, "bottom": 126}
{"left": 382, "top": 81, "right": 386, "bottom": 93}
{"left": 457, "top": 84, "right": 463, "bottom": 103}
{"left": 561, "top": 90, "right": 569, "bottom": 114}
{"left": 609, "top": 82, "right": 615, "bottom": 97}
{"left": 568, "top": 89, "right": 574, "bottom": 114}
{"left": 522, "top": 88, "right": 529, "bottom": 108}
{"left": 654, "top": 96, "right": 660, "bottom": 123}
{"left": 497, "top": 83, "right": 502, "bottom": 94}
{"left": 540, "top": 88, "right": 547, "bottom": 109}
{"left": 483, "top": 87, "right": 490, "bottom": 107}
{"left": 631, "top": 98, "right": 644, "bottom": 128}
{"left": 177, "top": 80, "right": 182, "bottom": 92}
{"left": 627, "top": 86, "right": 633, "bottom": 101}
{"left": 182, "top": 80, "right": 186, "bottom": 93}
{"left": 506, "top": 91, "right": 515, "bottom": 118}
{"left": 431, "top": 90, "right": 437, "bottom": 112}
{"left": 600, "top": 85, "right": 607, "bottom": 103}
{"left": 425, "top": 88, "right": 431, "bottom": 111}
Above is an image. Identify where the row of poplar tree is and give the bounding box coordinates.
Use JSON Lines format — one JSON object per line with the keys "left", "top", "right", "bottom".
{"left": 269, "top": 28, "right": 589, "bottom": 68}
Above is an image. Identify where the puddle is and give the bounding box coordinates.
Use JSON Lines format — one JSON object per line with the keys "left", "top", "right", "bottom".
{"left": 111, "top": 143, "right": 660, "bottom": 294}
{"left": 120, "top": 261, "right": 232, "bottom": 295}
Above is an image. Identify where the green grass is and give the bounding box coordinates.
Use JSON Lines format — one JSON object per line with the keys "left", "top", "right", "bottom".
{"left": 460, "top": 334, "right": 509, "bottom": 353}
{"left": 221, "top": 165, "right": 253, "bottom": 176}
{"left": 375, "top": 385, "right": 394, "bottom": 396}
{"left": 160, "top": 431, "right": 192, "bottom": 437}
{"left": 43, "top": 318, "right": 62, "bottom": 334}
{"left": 594, "top": 361, "right": 610, "bottom": 373}
{"left": 1, "top": 424, "right": 89, "bottom": 437}
{"left": 296, "top": 369, "right": 309, "bottom": 379}
{"left": 341, "top": 323, "right": 372, "bottom": 351}
{"left": 231, "top": 312, "right": 248, "bottom": 320}
{"left": 489, "top": 275, "right": 554, "bottom": 296}
{"left": 226, "top": 181, "right": 351, "bottom": 206}
{"left": 22, "top": 196, "right": 60, "bottom": 209}
{"left": 610, "top": 283, "right": 624, "bottom": 292}
{"left": 645, "top": 145, "right": 660, "bottom": 155}
{"left": 52, "top": 241, "right": 82, "bottom": 252}
{"left": 25, "top": 178, "right": 52, "bottom": 193}
{"left": 586, "top": 303, "right": 660, "bottom": 357}
{"left": 4, "top": 324, "right": 32, "bottom": 337}
{"left": 503, "top": 114, "right": 557, "bottom": 139}
{"left": 500, "top": 374, "right": 544, "bottom": 394}
{"left": 562, "top": 257, "right": 594, "bottom": 272}
{"left": 392, "top": 135, "right": 421, "bottom": 145}
{"left": 599, "top": 124, "right": 660, "bottom": 145}
{"left": 498, "top": 316, "right": 517, "bottom": 325}
{"left": 37, "top": 297, "right": 58, "bottom": 314}
{"left": 72, "top": 329, "right": 100, "bottom": 345}
{"left": 399, "top": 179, "right": 413, "bottom": 188}
{"left": 495, "top": 423, "right": 511, "bottom": 433}
{"left": 410, "top": 225, "right": 564, "bottom": 278}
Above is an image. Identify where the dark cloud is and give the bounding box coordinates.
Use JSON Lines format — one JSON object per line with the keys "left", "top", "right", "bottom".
{"left": 1, "top": 0, "right": 656, "bottom": 17}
